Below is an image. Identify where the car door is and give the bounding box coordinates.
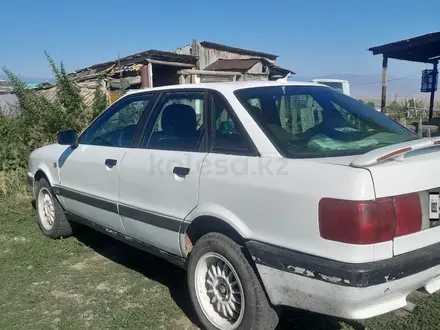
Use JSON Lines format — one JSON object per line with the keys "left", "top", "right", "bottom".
{"left": 56, "top": 93, "right": 155, "bottom": 232}
{"left": 118, "top": 90, "right": 208, "bottom": 255}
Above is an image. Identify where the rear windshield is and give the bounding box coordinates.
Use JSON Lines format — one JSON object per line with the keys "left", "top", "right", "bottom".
{"left": 234, "top": 85, "right": 418, "bottom": 158}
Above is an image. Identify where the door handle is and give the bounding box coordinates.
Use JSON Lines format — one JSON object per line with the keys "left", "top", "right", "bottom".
{"left": 105, "top": 159, "right": 118, "bottom": 167}
{"left": 173, "top": 166, "right": 190, "bottom": 177}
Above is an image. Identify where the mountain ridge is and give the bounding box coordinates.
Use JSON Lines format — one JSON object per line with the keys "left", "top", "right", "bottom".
{"left": 1, "top": 73, "right": 435, "bottom": 100}
{"left": 293, "top": 73, "right": 429, "bottom": 100}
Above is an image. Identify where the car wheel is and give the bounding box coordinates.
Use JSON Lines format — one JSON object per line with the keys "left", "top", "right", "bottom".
{"left": 35, "top": 178, "right": 74, "bottom": 239}
{"left": 187, "top": 232, "right": 278, "bottom": 330}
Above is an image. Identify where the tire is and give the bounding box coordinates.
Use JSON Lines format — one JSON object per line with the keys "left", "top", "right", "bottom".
{"left": 35, "top": 178, "right": 74, "bottom": 239}
{"left": 187, "top": 233, "right": 279, "bottom": 330}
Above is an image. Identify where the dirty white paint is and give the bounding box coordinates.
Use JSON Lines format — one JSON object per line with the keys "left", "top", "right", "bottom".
{"left": 424, "top": 274, "right": 440, "bottom": 294}
{"left": 286, "top": 265, "right": 315, "bottom": 278}
{"left": 255, "top": 263, "right": 440, "bottom": 319}
{"left": 319, "top": 274, "right": 343, "bottom": 284}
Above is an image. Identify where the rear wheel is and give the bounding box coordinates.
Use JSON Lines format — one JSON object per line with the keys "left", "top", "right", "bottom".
{"left": 187, "top": 233, "right": 278, "bottom": 330}
{"left": 36, "top": 178, "right": 74, "bottom": 239}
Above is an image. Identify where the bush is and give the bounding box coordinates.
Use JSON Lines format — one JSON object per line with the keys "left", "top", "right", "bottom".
{"left": 1, "top": 53, "right": 107, "bottom": 173}
{"left": 0, "top": 168, "right": 29, "bottom": 200}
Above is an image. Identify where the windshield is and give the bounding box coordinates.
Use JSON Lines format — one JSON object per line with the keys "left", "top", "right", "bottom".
{"left": 234, "top": 85, "right": 418, "bottom": 158}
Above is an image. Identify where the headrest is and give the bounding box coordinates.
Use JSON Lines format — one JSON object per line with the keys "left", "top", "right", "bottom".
{"left": 161, "top": 103, "right": 197, "bottom": 137}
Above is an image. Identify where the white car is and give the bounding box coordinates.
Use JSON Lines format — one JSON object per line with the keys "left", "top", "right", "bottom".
{"left": 311, "top": 78, "right": 350, "bottom": 96}
{"left": 28, "top": 81, "right": 440, "bottom": 330}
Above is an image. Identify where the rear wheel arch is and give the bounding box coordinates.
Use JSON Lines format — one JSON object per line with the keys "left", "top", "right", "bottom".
{"left": 183, "top": 216, "right": 246, "bottom": 254}
{"left": 181, "top": 216, "right": 276, "bottom": 306}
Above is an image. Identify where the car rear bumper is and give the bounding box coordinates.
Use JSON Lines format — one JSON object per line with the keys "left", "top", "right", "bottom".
{"left": 246, "top": 240, "right": 440, "bottom": 319}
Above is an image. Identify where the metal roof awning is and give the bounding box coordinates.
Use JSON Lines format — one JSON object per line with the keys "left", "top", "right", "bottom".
{"left": 204, "top": 58, "right": 294, "bottom": 79}
{"left": 204, "top": 59, "right": 261, "bottom": 72}
{"left": 368, "top": 32, "right": 440, "bottom": 120}
{"left": 200, "top": 41, "right": 278, "bottom": 60}
{"left": 369, "top": 32, "right": 440, "bottom": 63}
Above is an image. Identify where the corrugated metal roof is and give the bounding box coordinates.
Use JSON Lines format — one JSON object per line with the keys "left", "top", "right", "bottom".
{"left": 67, "top": 49, "right": 198, "bottom": 82}
{"left": 74, "top": 50, "right": 197, "bottom": 73}
{"left": 200, "top": 41, "right": 278, "bottom": 60}
{"left": 369, "top": 32, "right": 440, "bottom": 63}
{"left": 204, "top": 59, "right": 261, "bottom": 72}
{"left": 252, "top": 58, "right": 294, "bottom": 77}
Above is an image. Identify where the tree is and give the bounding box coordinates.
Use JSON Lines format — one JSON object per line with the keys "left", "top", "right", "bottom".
{"left": 1, "top": 52, "right": 105, "bottom": 171}
{"left": 366, "top": 101, "right": 376, "bottom": 108}
{"left": 386, "top": 101, "right": 404, "bottom": 121}
{"left": 407, "top": 98, "right": 424, "bottom": 109}
{"left": 45, "top": 51, "right": 88, "bottom": 131}
{"left": 91, "top": 76, "right": 108, "bottom": 119}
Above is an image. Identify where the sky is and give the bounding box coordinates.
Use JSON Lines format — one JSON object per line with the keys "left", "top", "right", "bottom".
{"left": 1, "top": 0, "right": 440, "bottom": 81}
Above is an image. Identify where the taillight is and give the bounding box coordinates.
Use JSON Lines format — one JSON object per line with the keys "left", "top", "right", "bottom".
{"left": 319, "top": 193, "right": 421, "bottom": 244}
{"left": 394, "top": 194, "right": 422, "bottom": 237}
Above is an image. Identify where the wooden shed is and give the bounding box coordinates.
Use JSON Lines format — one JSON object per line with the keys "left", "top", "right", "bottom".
{"left": 175, "top": 40, "right": 293, "bottom": 82}
{"left": 35, "top": 40, "right": 293, "bottom": 107}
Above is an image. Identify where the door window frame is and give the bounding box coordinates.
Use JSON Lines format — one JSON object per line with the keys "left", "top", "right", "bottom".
{"left": 129, "top": 88, "right": 260, "bottom": 157}
{"left": 206, "top": 90, "right": 260, "bottom": 157}
{"left": 135, "top": 89, "right": 209, "bottom": 153}
{"left": 78, "top": 92, "right": 158, "bottom": 148}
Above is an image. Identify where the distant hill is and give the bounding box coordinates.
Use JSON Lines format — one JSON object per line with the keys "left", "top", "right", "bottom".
{"left": 0, "top": 74, "right": 52, "bottom": 84}
{"left": 1, "top": 72, "right": 435, "bottom": 102}
{"left": 293, "top": 74, "right": 434, "bottom": 101}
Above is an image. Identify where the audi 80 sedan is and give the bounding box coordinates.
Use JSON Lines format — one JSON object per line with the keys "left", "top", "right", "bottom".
{"left": 28, "top": 81, "right": 440, "bottom": 330}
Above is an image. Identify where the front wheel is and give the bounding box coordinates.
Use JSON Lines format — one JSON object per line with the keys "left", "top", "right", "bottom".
{"left": 187, "top": 233, "right": 278, "bottom": 330}
{"left": 35, "top": 178, "right": 74, "bottom": 239}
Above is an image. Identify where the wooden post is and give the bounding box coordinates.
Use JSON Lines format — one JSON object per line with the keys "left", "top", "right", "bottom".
{"left": 191, "top": 39, "right": 198, "bottom": 56}
{"left": 381, "top": 56, "right": 388, "bottom": 113}
{"left": 429, "top": 61, "right": 438, "bottom": 121}
{"left": 140, "top": 65, "right": 148, "bottom": 88}
{"left": 192, "top": 39, "right": 199, "bottom": 70}
{"left": 140, "top": 63, "right": 153, "bottom": 88}
{"left": 148, "top": 62, "right": 153, "bottom": 88}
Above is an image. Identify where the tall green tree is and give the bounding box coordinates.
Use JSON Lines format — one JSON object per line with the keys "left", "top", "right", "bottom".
{"left": 91, "top": 76, "right": 108, "bottom": 119}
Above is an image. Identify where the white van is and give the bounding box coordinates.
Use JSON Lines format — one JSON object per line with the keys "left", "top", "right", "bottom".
{"left": 311, "top": 79, "right": 350, "bottom": 96}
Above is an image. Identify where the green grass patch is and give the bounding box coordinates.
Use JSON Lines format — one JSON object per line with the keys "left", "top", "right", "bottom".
{"left": 1, "top": 196, "right": 440, "bottom": 329}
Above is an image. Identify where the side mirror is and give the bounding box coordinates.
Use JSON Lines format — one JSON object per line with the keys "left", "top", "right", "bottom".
{"left": 57, "top": 130, "right": 78, "bottom": 148}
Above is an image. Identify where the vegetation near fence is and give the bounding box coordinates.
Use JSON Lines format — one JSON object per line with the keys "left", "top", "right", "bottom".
{"left": 388, "top": 99, "right": 439, "bottom": 122}
{"left": 0, "top": 53, "right": 108, "bottom": 173}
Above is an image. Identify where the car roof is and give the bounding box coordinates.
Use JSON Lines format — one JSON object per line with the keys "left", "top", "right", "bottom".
{"left": 126, "top": 80, "right": 319, "bottom": 96}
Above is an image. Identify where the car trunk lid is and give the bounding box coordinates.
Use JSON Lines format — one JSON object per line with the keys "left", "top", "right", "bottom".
{"left": 349, "top": 138, "right": 440, "bottom": 255}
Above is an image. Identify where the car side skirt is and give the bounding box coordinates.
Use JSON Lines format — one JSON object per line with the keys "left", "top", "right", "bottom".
{"left": 67, "top": 212, "right": 187, "bottom": 268}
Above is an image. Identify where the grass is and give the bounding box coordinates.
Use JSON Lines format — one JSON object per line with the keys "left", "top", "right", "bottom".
{"left": 1, "top": 193, "right": 440, "bottom": 330}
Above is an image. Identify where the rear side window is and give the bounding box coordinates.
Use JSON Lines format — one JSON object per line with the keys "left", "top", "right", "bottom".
{"left": 209, "top": 91, "right": 257, "bottom": 155}
{"left": 141, "top": 91, "right": 205, "bottom": 152}
{"left": 235, "top": 86, "right": 418, "bottom": 158}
